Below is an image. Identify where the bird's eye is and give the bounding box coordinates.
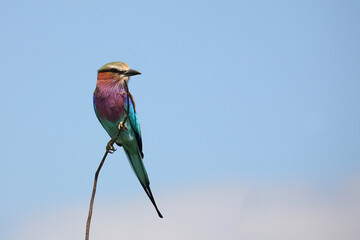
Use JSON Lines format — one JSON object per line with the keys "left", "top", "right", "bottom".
{"left": 109, "top": 68, "right": 126, "bottom": 74}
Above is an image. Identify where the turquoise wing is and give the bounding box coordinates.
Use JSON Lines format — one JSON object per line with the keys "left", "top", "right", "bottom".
{"left": 128, "top": 97, "right": 143, "bottom": 156}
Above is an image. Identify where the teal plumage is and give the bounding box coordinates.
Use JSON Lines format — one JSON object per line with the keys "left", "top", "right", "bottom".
{"left": 93, "top": 61, "right": 162, "bottom": 218}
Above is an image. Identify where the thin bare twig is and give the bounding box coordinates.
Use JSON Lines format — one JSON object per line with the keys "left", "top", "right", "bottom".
{"left": 85, "top": 82, "right": 131, "bottom": 240}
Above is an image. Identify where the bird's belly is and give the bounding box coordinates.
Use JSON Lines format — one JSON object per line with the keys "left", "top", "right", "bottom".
{"left": 118, "top": 131, "right": 136, "bottom": 148}
{"left": 101, "top": 118, "right": 136, "bottom": 146}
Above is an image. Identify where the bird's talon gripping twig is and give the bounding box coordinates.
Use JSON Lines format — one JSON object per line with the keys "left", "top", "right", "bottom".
{"left": 106, "top": 140, "right": 116, "bottom": 153}
{"left": 118, "top": 121, "right": 128, "bottom": 131}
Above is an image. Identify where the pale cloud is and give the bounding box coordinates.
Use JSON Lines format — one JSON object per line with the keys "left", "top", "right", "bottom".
{"left": 12, "top": 179, "right": 360, "bottom": 240}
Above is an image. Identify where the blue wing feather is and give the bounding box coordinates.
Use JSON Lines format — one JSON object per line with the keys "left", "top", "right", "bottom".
{"left": 128, "top": 97, "right": 143, "bottom": 156}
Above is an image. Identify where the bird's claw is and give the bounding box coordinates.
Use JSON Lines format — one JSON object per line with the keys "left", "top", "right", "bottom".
{"left": 118, "top": 121, "right": 128, "bottom": 131}
{"left": 106, "top": 140, "right": 117, "bottom": 154}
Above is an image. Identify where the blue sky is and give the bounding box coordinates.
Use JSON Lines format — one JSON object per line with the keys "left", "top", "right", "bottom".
{"left": 1, "top": 0, "right": 359, "bottom": 239}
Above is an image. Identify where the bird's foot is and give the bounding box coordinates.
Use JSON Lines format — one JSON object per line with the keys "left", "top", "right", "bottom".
{"left": 118, "top": 121, "right": 128, "bottom": 131}
{"left": 106, "top": 140, "right": 117, "bottom": 154}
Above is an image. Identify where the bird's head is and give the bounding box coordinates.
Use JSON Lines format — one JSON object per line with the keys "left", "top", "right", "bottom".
{"left": 97, "top": 61, "right": 141, "bottom": 83}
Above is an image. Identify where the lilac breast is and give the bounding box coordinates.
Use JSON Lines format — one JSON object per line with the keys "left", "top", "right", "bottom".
{"left": 94, "top": 85, "right": 126, "bottom": 123}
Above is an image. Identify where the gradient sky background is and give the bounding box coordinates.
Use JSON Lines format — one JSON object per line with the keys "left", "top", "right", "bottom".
{"left": 1, "top": 0, "right": 360, "bottom": 239}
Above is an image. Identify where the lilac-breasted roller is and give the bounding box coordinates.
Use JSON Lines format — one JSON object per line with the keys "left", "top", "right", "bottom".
{"left": 93, "top": 61, "right": 163, "bottom": 218}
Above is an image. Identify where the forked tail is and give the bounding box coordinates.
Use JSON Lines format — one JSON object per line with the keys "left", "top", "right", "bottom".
{"left": 124, "top": 148, "right": 163, "bottom": 218}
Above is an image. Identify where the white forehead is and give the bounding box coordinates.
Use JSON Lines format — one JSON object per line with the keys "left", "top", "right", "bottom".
{"left": 98, "top": 61, "right": 130, "bottom": 72}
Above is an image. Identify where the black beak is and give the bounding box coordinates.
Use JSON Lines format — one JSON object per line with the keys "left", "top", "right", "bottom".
{"left": 125, "top": 69, "right": 141, "bottom": 76}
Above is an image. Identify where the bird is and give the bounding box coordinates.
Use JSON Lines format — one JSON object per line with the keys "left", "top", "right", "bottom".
{"left": 93, "top": 61, "right": 163, "bottom": 218}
